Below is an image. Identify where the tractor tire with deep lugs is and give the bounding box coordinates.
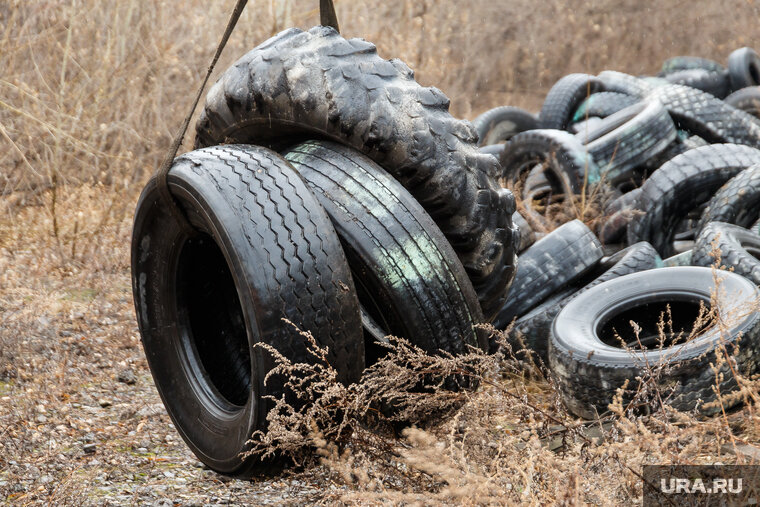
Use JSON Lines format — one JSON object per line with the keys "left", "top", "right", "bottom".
{"left": 194, "top": 26, "right": 517, "bottom": 320}
{"left": 284, "top": 140, "right": 486, "bottom": 359}
{"left": 131, "top": 145, "right": 365, "bottom": 477}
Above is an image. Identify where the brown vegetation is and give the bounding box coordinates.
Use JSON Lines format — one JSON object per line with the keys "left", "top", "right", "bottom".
{"left": 2, "top": 0, "right": 760, "bottom": 504}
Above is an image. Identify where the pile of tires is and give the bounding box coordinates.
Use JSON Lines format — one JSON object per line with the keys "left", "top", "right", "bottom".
{"left": 478, "top": 47, "right": 760, "bottom": 420}
{"left": 131, "top": 27, "right": 518, "bottom": 477}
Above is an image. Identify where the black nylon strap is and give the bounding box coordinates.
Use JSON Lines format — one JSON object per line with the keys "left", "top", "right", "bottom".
{"left": 153, "top": 0, "right": 249, "bottom": 233}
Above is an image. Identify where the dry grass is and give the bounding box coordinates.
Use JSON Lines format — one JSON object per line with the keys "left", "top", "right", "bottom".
{"left": 3, "top": 0, "right": 760, "bottom": 504}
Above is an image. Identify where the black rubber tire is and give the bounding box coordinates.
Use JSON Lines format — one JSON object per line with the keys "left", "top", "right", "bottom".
{"left": 597, "top": 71, "right": 654, "bottom": 98}
{"left": 539, "top": 74, "right": 604, "bottom": 130}
{"left": 599, "top": 189, "right": 643, "bottom": 245}
{"left": 492, "top": 220, "right": 603, "bottom": 330}
{"left": 284, "top": 141, "right": 486, "bottom": 358}
{"left": 569, "top": 117, "right": 604, "bottom": 135}
{"left": 694, "top": 222, "right": 760, "bottom": 284}
{"left": 660, "top": 56, "right": 725, "bottom": 76}
{"left": 472, "top": 106, "right": 539, "bottom": 146}
{"left": 698, "top": 164, "right": 760, "bottom": 234}
{"left": 646, "top": 84, "right": 760, "bottom": 146}
{"left": 604, "top": 187, "right": 642, "bottom": 215}
{"left": 663, "top": 69, "right": 730, "bottom": 99}
{"left": 193, "top": 26, "right": 517, "bottom": 321}
{"left": 628, "top": 144, "right": 760, "bottom": 257}
{"left": 640, "top": 132, "right": 706, "bottom": 174}
{"left": 728, "top": 47, "right": 760, "bottom": 91}
{"left": 500, "top": 129, "right": 600, "bottom": 189}
{"left": 572, "top": 92, "right": 639, "bottom": 122}
{"left": 513, "top": 211, "right": 535, "bottom": 253}
{"left": 511, "top": 242, "right": 660, "bottom": 360}
{"left": 578, "top": 101, "right": 677, "bottom": 185}
{"left": 479, "top": 144, "right": 506, "bottom": 158}
{"left": 724, "top": 87, "right": 760, "bottom": 118}
{"left": 131, "top": 145, "right": 364, "bottom": 477}
{"left": 549, "top": 266, "right": 760, "bottom": 419}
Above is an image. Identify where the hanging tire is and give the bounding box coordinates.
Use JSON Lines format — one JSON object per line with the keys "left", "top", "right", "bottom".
{"left": 572, "top": 92, "right": 639, "bottom": 122}
{"left": 697, "top": 164, "right": 760, "bottom": 234}
{"left": 472, "top": 106, "right": 539, "bottom": 146}
{"left": 539, "top": 74, "right": 604, "bottom": 130}
{"left": 284, "top": 140, "right": 486, "bottom": 360}
{"left": 578, "top": 100, "right": 677, "bottom": 185}
{"left": 663, "top": 69, "right": 730, "bottom": 99}
{"left": 694, "top": 222, "right": 760, "bottom": 284}
{"left": 628, "top": 144, "right": 760, "bottom": 257}
{"left": 510, "top": 242, "right": 660, "bottom": 361}
{"left": 194, "top": 26, "right": 517, "bottom": 321}
{"left": 728, "top": 47, "right": 760, "bottom": 91}
{"left": 724, "top": 87, "right": 760, "bottom": 118}
{"left": 549, "top": 267, "right": 760, "bottom": 419}
{"left": 131, "top": 145, "right": 365, "bottom": 476}
{"left": 492, "top": 220, "right": 603, "bottom": 330}
{"left": 646, "top": 84, "right": 760, "bottom": 146}
{"left": 660, "top": 56, "right": 725, "bottom": 76}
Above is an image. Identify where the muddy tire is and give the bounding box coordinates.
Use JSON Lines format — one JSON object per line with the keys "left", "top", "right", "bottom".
{"left": 493, "top": 220, "right": 603, "bottom": 330}
{"left": 131, "top": 145, "right": 365, "bottom": 476}
{"left": 284, "top": 141, "right": 486, "bottom": 360}
{"left": 472, "top": 106, "right": 538, "bottom": 146}
{"left": 628, "top": 144, "right": 760, "bottom": 257}
{"left": 694, "top": 222, "right": 760, "bottom": 284}
{"left": 194, "top": 26, "right": 517, "bottom": 320}
{"left": 539, "top": 74, "right": 604, "bottom": 130}
{"left": 549, "top": 267, "right": 760, "bottom": 419}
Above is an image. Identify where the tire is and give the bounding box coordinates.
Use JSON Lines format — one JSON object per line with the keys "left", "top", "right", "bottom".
{"left": 539, "top": 74, "right": 604, "bottom": 130}
{"left": 662, "top": 250, "right": 693, "bottom": 267}
{"left": 479, "top": 144, "right": 506, "bottom": 158}
{"left": 578, "top": 101, "right": 677, "bottom": 185}
{"left": 728, "top": 47, "right": 760, "bottom": 91}
{"left": 572, "top": 92, "right": 640, "bottom": 122}
{"left": 284, "top": 141, "right": 486, "bottom": 358}
{"left": 492, "top": 220, "right": 603, "bottom": 330}
{"left": 694, "top": 222, "right": 760, "bottom": 284}
{"left": 472, "top": 106, "right": 539, "bottom": 146}
{"left": 646, "top": 84, "right": 760, "bottom": 146}
{"left": 604, "top": 187, "right": 642, "bottom": 215}
{"left": 628, "top": 144, "right": 760, "bottom": 257}
{"left": 660, "top": 56, "right": 725, "bottom": 76}
{"left": 549, "top": 267, "right": 760, "bottom": 419}
{"left": 599, "top": 207, "right": 642, "bottom": 245}
{"left": 131, "top": 145, "right": 364, "bottom": 476}
{"left": 570, "top": 117, "right": 604, "bottom": 135}
{"left": 500, "top": 129, "right": 600, "bottom": 189}
{"left": 194, "top": 26, "right": 517, "bottom": 321}
{"left": 597, "top": 71, "right": 653, "bottom": 98}
{"left": 663, "top": 69, "right": 730, "bottom": 99}
{"left": 724, "top": 87, "right": 760, "bottom": 118}
{"left": 510, "top": 242, "right": 660, "bottom": 360}
{"left": 697, "top": 164, "right": 760, "bottom": 234}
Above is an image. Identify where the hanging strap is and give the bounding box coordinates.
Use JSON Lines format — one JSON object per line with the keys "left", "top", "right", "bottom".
{"left": 153, "top": 0, "right": 249, "bottom": 233}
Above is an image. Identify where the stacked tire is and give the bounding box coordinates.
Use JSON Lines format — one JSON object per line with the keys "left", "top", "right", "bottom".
{"left": 132, "top": 27, "right": 517, "bottom": 477}
{"left": 477, "top": 46, "right": 760, "bottom": 421}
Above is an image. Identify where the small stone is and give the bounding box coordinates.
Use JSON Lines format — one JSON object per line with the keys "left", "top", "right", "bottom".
{"left": 35, "top": 414, "right": 47, "bottom": 424}
{"left": 99, "top": 399, "right": 112, "bottom": 408}
{"left": 83, "top": 443, "right": 97, "bottom": 454}
{"left": 162, "top": 471, "right": 175, "bottom": 478}
{"left": 117, "top": 369, "right": 137, "bottom": 385}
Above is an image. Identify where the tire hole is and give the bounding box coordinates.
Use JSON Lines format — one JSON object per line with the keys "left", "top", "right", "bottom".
{"left": 176, "top": 234, "right": 251, "bottom": 407}
{"left": 598, "top": 299, "right": 711, "bottom": 350}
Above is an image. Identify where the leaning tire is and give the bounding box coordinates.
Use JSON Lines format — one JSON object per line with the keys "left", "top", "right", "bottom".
{"left": 131, "top": 145, "right": 365, "bottom": 476}
{"left": 694, "top": 222, "right": 760, "bottom": 285}
{"left": 472, "top": 106, "right": 539, "bottom": 146}
{"left": 628, "top": 144, "right": 760, "bottom": 257}
{"left": 728, "top": 47, "right": 760, "bottom": 91}
{"left": 697, "top": 164, "right": 760, "bottom": 234}
{"left": 549, "top": 267, "right": 760, "bottom": 419}
{"left": 194, "top": 26, "right": 517, "bottom": 320}
{"left": 578, "top": 100, "right": 677, "bottom": 185}
{"left": 493, "top": 220, "right": 603, "bottom": 330}
{"left": 284, "top": 140, "right": 486, "bottom": 358}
